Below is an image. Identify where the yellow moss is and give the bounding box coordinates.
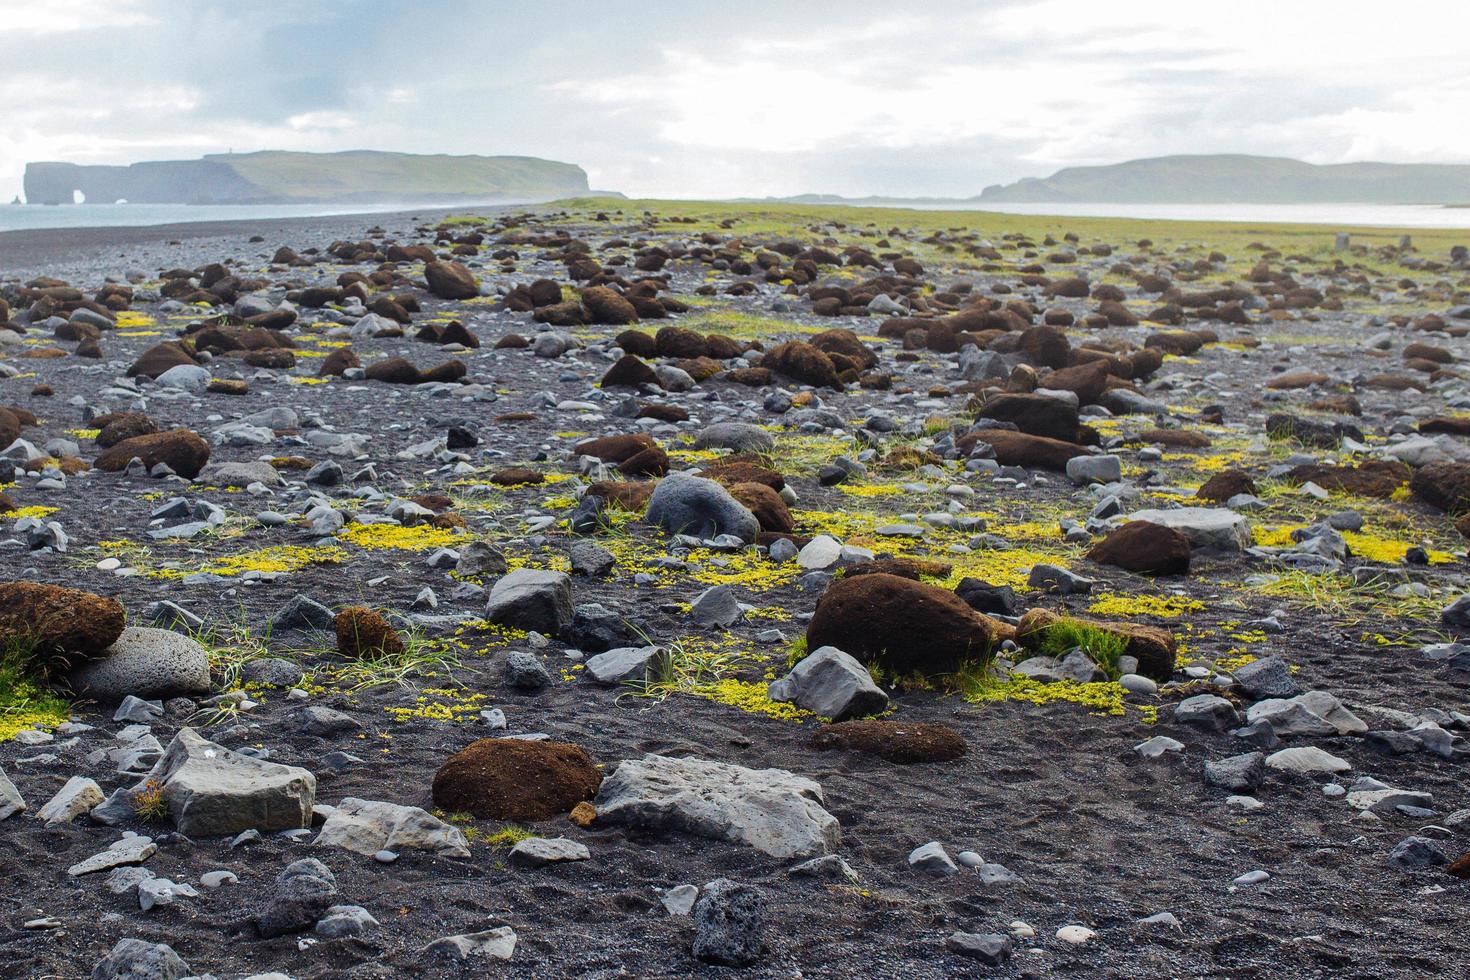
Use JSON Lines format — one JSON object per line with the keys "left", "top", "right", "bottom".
{"left": 837, "top": 483, "right": 905, "bottom": 498}
{"left": 114, "top": 310, "right": 156, "bottom": 329}
{"left": 385, "top": 687, "right": 487, "bottom": 723}
{"left": 65, "top": 428, "right": 100, "bottom": 439}
{"left": 195, "top": 544, "right": 347, "bottom": 578}
{"left": 7, "top": 505, "right": 59, "bottom": 519}
{"left": 339, "top": 523, "right": 462, "bottom": 552}
{"left": 1086, "top": 592, "right": 1204, "bottom": 618}
{"left": 690, "top": 678, "right": 816, "bottom": 722}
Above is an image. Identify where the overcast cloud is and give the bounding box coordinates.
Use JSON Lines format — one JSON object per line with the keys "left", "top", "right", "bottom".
{"left": 3, "top": 0, "right": 1469, "bottom": 202}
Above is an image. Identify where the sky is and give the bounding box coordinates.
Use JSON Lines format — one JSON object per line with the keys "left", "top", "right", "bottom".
{"left": 3, "top": 0, "right": 1470, "bottom": 202}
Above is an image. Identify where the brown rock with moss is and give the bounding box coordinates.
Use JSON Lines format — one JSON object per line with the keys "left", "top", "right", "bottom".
{"left": 1411, "top": 462, "right": 1470, "bottom": 512}
{"left": 1288, "top": 460, "right": 1410, "bottom": 498}
{"left": 1087, "top": 521, "right": 1191, "bottom": 576}
{"left": 334, "top": 606, "right": 405, "bottom": 659}
{"left": 1195, "top": 469, "right": 1257, "bottom": 503}
{"left": 1015, "top": 607, "right": 1175, "bottom": 682}
{"left": 95, "top": 428, "right": 210, "bottom": 479}
{"left": 0, "top": 582, "right": 125, "bottom": 669}
{"left": 727, "top": 482, "right": 794, "bottom": 533}
{"left": 807, "top": 573, "right": 1000, "bottom": 676}
{"left": 600, "top": 354, "right": 659, "bottom": 388}
{"left": 811, "top": 720, "right": 967, "bottom": 764}
{"left": 587, "top": 480, "right": 656, "bottom": 511}
{"left": 423, "top": 260, "right": 479, "bottom": 300}
{"left": 762, "top": 340, "right": 841, "bottom": 388}
{"left": 957, "top": 429, "right": 1088, "bottom": 471}
{"left": 431, "top": 739, "right": 602, "bottom": 821}
{"left": 319, "top": 348, "right": 360, "bottom": 376}
{"left": 581, "top": 286, "right": 638, "bottom": 325}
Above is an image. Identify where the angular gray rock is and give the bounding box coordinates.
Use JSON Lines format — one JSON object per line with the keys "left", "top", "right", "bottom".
{"left": 90, "top": 938, "right": 191, "bottom": 980}
{"left": 0, "top": 766, "right": 24, "bottom": 820}
{"left": 37, "top": 776, "right": 104, "bottom": 826}
{"left": 507, "top": 836, "right": 591, "bottom": 866}
{"left": 767, "top": 646, "right": 888, "bottom": 722}
{"left": 692, "top": 878, "right": 766, "bottom": 967}
{"left": 254, "top": 858, "right": 338, "bottom": 938}
{"left": 947, "top": 931, "right": 1012, "bottom": 965}
{"left": 694, "top": 422, "right": 775, "bottom": 454}
{"left": 70, "top": 627, "right": 212, "bottom": 702}
{"left": 1203, "top": 752, "right": 1266, "bottom": 793}
{"left": 423, "top": 926, "right": 518, "bottom": 961}
{"left": 645, "top": 473, "right": 760, "bottom": 543}
{"left": 908, "top": 841, "right": 959, "bottom": 875}
{"left": 94, "top": 728, "right": 315, "bottom": 836}
{"left": 1173, "top": 694, "right": 1239, "bottom": 731}
{"left": 584, "top": 645, "right": 669, "bottom": 685}
{"left": 595, "top": 754, "right": 841, "bottom": 859}
{"left": 315, "top": 797, "right": 470, "bottom": 858}
{"left": 485, "top": 568, "right": 574, "bottom": 634}
{"left": 1230, "top": 656, "right": 1300, "bottom": 700}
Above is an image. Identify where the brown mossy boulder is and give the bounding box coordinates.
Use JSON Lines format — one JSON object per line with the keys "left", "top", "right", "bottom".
{"left": 957, "top": 429, "right": 1088, "bottom": 470}
{"left": 94, "top": 412, "right": 158, "bottom": 449}
{"left": 363, "top": 357, "right": 422, "bottom": 384}
{"left": 423, "top": 260, "right": 479, "bottom": 300}
{"left": 244, "top": 348, "right": 296, "bottom": 369}
{"left": 1040, "top": 360, "right": 1110, "bottom": 405}
{"left": 420, "top": 359, "right": 468, "bottom": 384}
{"left": 587, "top": 480, "right": 655, "bottom": 512}
{"left": 807, "top": 573, "right": 1000, "bottom": 676}
{"left": 489, "top": 467, "right": 545, "bottom": 486}
{"left": 674, "top": 356, "right": 723, "bottom": 381}
{"left": 703, "top": 334, "right": 744, "bottom": 359}
{"left": 726, "top": 367, "right": 772, "bottom": 386}
{"left": 0, "top": 582, "right": 125, "bottom": 669}
{"left": 0, "top": 492, "right": 12, "bottom": 513}
{"left": 127, "top": 341, "right": 198, "bottom": 379}
{"left": 762, "top": 340, "right": 841, "bottom": 389}
{"left": 1139, "top": 428, "right": 1211, "bottom": 449}
{"left": 437, "top": 320, "right": 480, "bottom": 348}
{"left": 1016, "top": 325, "right": 1070, "bottom": 369}
{"left": 1287, "top": 460, "right": 1410, "bottom": 498}
{"left": 975, "top": 393, "right": 1080, "bottom": 442}
{"left": 334, "top": 606, "right": 405, "bottom": 659}
{"left": 431, "top": 738, "right": 602, "bottom": 821}
{"left": 809, "top": 328, "right": 877, "bottom": 370}
{"left": 1143, "top": 331, "right": 1206, "bottom": 356}
{"left": 1196, "top": 469, "right": 1257, "bottom": 503}
{"left": 581, "top": 285, "right": 638, "bottom": 325}
{"left": 319, "top": 348, "right": 360, "bottom": 376}
{"left": 1410, "top": 462, "right": 1470, "bottom": 512}
{"left": 1420, "top": 417, "right": 1470, "bottom": 436}
{"left": 1016, "top": 607, "right": 1175, "bottom": 682}
{"left": 637, "top": 403, "right": 689, "bottom": 423}
{"left": 699, "top": 459, "right": 785, "bottom": 492}
{"left": 1265, "top": 369, "right": 1329, "bottom": 390}
{"left": 528, "top": 278, "right": 563, "bottom": 307}
{"left": 615, "top": 329, "right": 657, "bottom": 357}
{"left": 811, "top": 720, "right": 967, "bottom": 764}
{"left": 95, "top": 428, "right": 210, "bottom": 479}
{"left": 727, "top": 482, "right": 794, "bottom": 533}
{"left": 655, "top": 326, "right": 709, "bottom": 359}
{"left": 1087, "top": 521, "right": 1191, "bottom": 575}
{"left": 575, "top": 433, "right": 657, "bottom": 463}
{"left": 495, "top": 333, "right": 530, "bottom": 349}
{"left": 0, "top": 408, "right": 18, "bottom": 449}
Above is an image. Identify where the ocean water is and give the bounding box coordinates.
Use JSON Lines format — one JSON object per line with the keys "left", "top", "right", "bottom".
{"left": 3, "top": 199, "right": 1470, "bottom": 233}
{"left": 0, "top": 201, "right": 500, "bottom": 233}
{"left": 898, "top": 201, "right": 1470, "bottom": 230}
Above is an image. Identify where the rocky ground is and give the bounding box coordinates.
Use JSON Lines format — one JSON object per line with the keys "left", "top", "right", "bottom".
{"left": 2, "top": 200, "right": 1470, "bottom": 979}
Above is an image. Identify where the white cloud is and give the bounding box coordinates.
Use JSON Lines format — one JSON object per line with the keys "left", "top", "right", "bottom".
{"left": 0, "top": 0, "right": 155, "bottom": 33}
{"left": 287, "top": 111, "right": 357, "bottom": 131}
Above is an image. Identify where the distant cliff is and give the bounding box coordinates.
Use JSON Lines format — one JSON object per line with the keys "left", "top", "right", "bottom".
{"left": 979, "top": 154, "right": 1470, "bottom": 205}
{"left": 23, "top": 150, "right": 591, "bottom": 205}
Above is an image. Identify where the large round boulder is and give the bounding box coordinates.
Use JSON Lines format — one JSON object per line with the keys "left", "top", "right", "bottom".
{"left": 431, "top": 739, "right": 602, "bottom": 821}
{"left": 806, "top": 573, "right": 1000, "bottom": 676}
{"left": 69, "top": 626, "right": 211, "bottom": 701}
{"left": 423, "top": 261, "right": 479, "bottom": 300}
{"left": 646, "top": 473, "right": 760, "bottom": 542}
{"left": 1086, "top": 521, "right": 1191, "bottom": 575}
{"left": 95, "top": 428, "right": 210, "bottom": 478}
{"left": 0, "top": 582, "right": 125, "bottom": 669}
{"left": 1409, "top": 462, "right": 1470, "bottom": 512}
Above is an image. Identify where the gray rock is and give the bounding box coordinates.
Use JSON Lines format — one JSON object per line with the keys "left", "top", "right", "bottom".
{"left": 767, "top": 646, "right": 888, "bottom": 722}
{"left": 456, "top": 541, "right": 508, "bottom": 577}
{"left": 0, "top": 766, "right": 25, "bottom": 819}
{"left": 271, "top": 594, "right": 334, "bottom": 633}
{"left": 254, "top": 858, "right": 337, "bottom": 938}
{"left": 241, "top": 658, "right": 304, "bottom": 688}
{"left": 1066, "top": 454, "right": 1122, "bottom": 485}
{"left": 569, "top": 540, "right": 615, "bottom": 576}
{"left": 796, "top": 534, "right": 841, "bottom": 570}
{"left": 201, "top": 461, "right": 283, "bottom": 488}
{"left": 69, "top": 836, "right": 157, "bottom": 876}
{"left": 503, "top": 652, "right": 554, "bottom": 689}
{"left": 947, "top": 931, "right": 1012, "bottom": 965}
{"left": 1203, "top": 752, "right": 1266, "bottom": 792}
{"left": 1127, "top": 506, "right": 1252, "bottom": 551}
{"left": 787, "top": 854, "right": 858, "bottom": 881}
{"left": 287, "top": 705, "right": 360, "bottom": 737}
{"left": 1174, "top": 694, "right": 1239, "bottom": 731}
{"left": 661, "top": 883, "right": 699, "bottom": 915}
{"left": 908, "top": 841, "right": 958, "bottom": 875}
{"left": 1247, "top": 691, "right": 1366, "bottom": 736}
{"left": 1387, "top": 835, "right": 1448, "bottom": 870}
{"left": 646, "top": 473, "right": 760, "bottom": 543}
{"left": 422, "top": 926, "right": 518, "bottom": 961}
{"left": 1230, "top": 656, "right": 1300, "bottom": 700}
{"left": 154, "top": 364, "right": 211, "bottom": 391}
{"left": 1028, "top": 563, "right": 1094, "bottom": 594}
{"left": 93, "top": 728, "right": 314, "bottom": 836}
{"left": 485, "top": 568, "right": 574, "bottom": 634}
{"left": 584, "top": 645, "right": 669, "bottom": 685}
{"left": 69, "top": 627, "right": 211, "bottom": 702}
{"left": 315, "top": 904, "right": 380, "bottom": 938}
{"left": 315, "top": 797, "right": 470, "bottom": 858}
{"left": 507, "top": 836, "right": 591, "bottom": 866}
{"left": 692, "top": 878, "right": 766, "bottom": 967}
{"left": 36, "top": 776, "right": 104, "bottom": 826}
{"left": 1266, "top": 745, "right": 1351, "bottom": 774}
{"left": 595, "top": 754, "right": 840, "bottom": 859}
{"left": 691, "top": 585, "right": 742, "bottom": 627}
{"left": 694, "top": 422, "right": 775, "bottom": 454}
{"left": 90, "top": 938, "right": 191, "bottom": 980}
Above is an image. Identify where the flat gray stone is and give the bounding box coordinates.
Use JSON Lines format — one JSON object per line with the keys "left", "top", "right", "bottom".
{"left": 584, "top": 645, "right": 669, "bottom": 685}
{"left": 507, "top": 836, "right": 591, "bottom": 866}
{"left": 1127, "top": 506, "right": 1252, "bottom": 551}
{"left": 485, "top": 568, "right": 574, "bottom": 634}
{"left": 767, "top": 645, "right": 888, "bottom": 722}
{"left": 316, "top": 797, "right": 470, "bottom": 858}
